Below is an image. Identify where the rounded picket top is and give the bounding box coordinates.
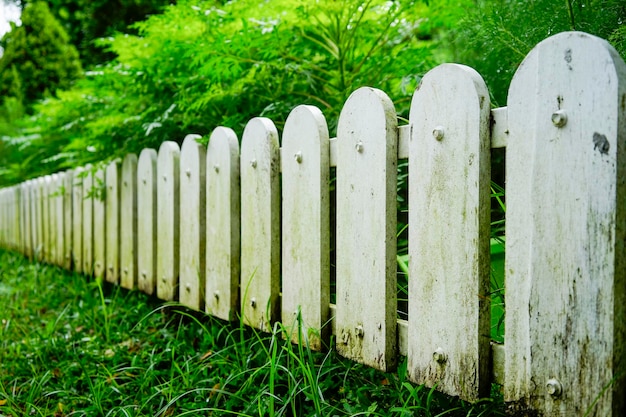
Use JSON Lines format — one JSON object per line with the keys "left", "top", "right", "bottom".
{"left": 240, "top": 117, "right": 280, "bottom": 332}
{"left": 206, "top": 126, "right": 241, "bottom": 321}
{"left": 120, "top": 153, "right": 138, "bottom": 290}
{"left": 137, "top": 148, "right": 158, "bottom": 295}
{"left": 505, "top": 31, "right": 626, "bottom": 416}
{"left": 335, "top": 87, "right": 398, "bottom": 371}
{"left": 157, "top": 141, "right": 180, "bottom": 301}
{"left": 407, "top": 63, "right": 491, "bottom": 401}
{"left": 281, "top": 104, "right": 331, "bottom": 350}
{"left": 179, "top": 134, "right": 206, "bottom": 311}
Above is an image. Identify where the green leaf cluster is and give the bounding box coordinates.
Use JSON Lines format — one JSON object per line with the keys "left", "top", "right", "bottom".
{"left": 0, "top": 0, "right": 436, "bottom": 185}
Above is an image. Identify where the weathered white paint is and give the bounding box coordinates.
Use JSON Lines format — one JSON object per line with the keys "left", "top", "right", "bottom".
{"left": 505, "top": 32, "right": 626, "bottom": 416}
{"left": 179, "top": 134, "right": 206, "bottom": 310}
{"left": 32, "top": 180, "right": 41, "bottom": 260}
{"left": 335, "top": 87, "right": 397, "bottom": 371}
{"left": 82, "top": 166, "right": 94, "bottom": 276}
{"left": 137, "top": 148, "right": 158, "bottom": 295}
{"left": 407, "top": 64, "right": 491, "bottom": 401}
{"left": 42, "top": 176, "right": 50, "bottom": 262}
{"left": 63, "top": 171, "right": 73, "bottom": 269}
{"left": 205, "top": 127, "right": 240, "bottom": 321}
{"left": 240, "top": 118, "right": 280, "bottom": 332}
{"left": 48, "top": 175, "right": 57, "bottom": 264}
{"left": 72, "top": 168, "right": 83, "bottom": 272}
{"left": 157, "top": 141, "right": 180, "bottom": 301}
{"left": 54, "top": 173, "right": 64, "bottom": 267}
{"left": 281, "top": 105, "right": 330, "bottom": 350}
{"left": 22, "top": 181, "right": 32, "bottom": 258}
{"left": 105, "top": 161, "right": 121, "bottom": 285}
{"left": 120, "top": 154, "right": 138, "bottom": 289}
{"left": 93, "top": 167, "right": 106, "bottom": 278}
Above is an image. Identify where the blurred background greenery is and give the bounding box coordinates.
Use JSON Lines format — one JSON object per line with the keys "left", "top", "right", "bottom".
{"left": 0, "top": 0, "right": 624, "bottom": 186}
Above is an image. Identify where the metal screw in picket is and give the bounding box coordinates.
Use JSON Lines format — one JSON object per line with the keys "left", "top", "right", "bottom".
{"left": 355, "top": 141, "right": 364, "bottom": 153}
{"left": 141, "top": 271, "right": 146, "bottom": 279}
{"left": 161, "top": 276, "right": 167, "bottom": 283}
{"left": 185, "top": 283, "right": 191, "bottom": 292}
{"left": 433, "top": 347, "right": 447, "bottom": 364}
{"left": 250, "top": 298, "right": 257, "bottom": 308}
{"left": 185, "top": 169, "right": 191, "bottom": 177}
{"left": 546, "top": 379, "right": 562, "bottom": 397}
{"left": 250, "top": 159, "right": 257, "bottom": 168}
{"left": 551, "top": 110, "right": 567, "bottom": 128}
{"left": 214, "top": 164, "right": 220, "bottom": 173}
{"left": 294, "top": 152, "right": 303, "bottom": 163}
{"left": 214, "top": 291, "right": 220, "bottom": 300}
{"left": 433, "top": 126, "right": 445, "bottom": 141}
{"left": 355, "top": 325, "right": 364, "bottom": 337}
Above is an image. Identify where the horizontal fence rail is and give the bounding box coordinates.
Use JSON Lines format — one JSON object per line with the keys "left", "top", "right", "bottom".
{"left": 1, "top": 31, "right": 625, "bottom": 416}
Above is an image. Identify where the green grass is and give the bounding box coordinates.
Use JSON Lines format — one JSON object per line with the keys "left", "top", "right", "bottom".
{"left": 0, "top": 249, "right": 505, "bottom": 416}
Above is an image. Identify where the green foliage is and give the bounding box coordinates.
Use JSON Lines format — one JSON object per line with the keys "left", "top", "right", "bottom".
{"left": 0, "top": 249, "right": 506, "bottom": 416}
{"left": 16, "top": 0, "right": 172, "bottom": 66}
{"left": 0, "top": 1, "right": 82, "bottom": 107}
{"left": 0, "top": 0, "right": 435, "bottom": 186}
{"left": 441, "top": 0, "right": 626, "bottom": 106}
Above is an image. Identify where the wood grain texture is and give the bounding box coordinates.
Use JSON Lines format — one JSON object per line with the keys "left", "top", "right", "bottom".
{"left": 137, "top": 149, "right": 158, "bottom": 295}
{"left": 281, "top": 105, "right": 330, "bottom": 350}
{"left": 120, "top": 154, "right": 138, "bottom": 289}
{"left": 335, "top": 87, "right": 397, "bottom": 371}
{"left": 105, "top": 161, "right": 121, "bottom": 285}
{"left": 407, "top": 64, "right": 491, "bottom": 401}
{"left": 206, "top": 127, "right": 240, "bottom": 321}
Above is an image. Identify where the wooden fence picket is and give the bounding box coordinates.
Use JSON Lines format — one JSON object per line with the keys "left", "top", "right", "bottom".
{"left": 240, "top": 118, "right": 280, "bottom": 332}
{"left": 121, "top": 154, "right": 138, "bottom": 289}
{"left": 281, "top": 105, "right": 330, "bottom": 350}
{"left": 93, "top": 167, "right": 106, "bottom": 278}
{"left": 335, "top": 87, "right": 397, "bottom": 371}
{"left": 42, "top": 176, "right": 50, "bottom": 262}
{"left": 72, "top": 167, "right": 83, "bottom": 272}
{"left": 22, "top": 181, "right": 32, "bottom": 259}
{"left": 138, "top": 149, "right": 158, "bottom": 295}
{"left": 407, "top": 64, "right": 491, "bottom": 401}
{"left": 63, "top": 171, "right": 73, "bottom": 270}
{"left": 48, "top": 174, "right": 58, "bottom": 266}
{"left": 82, "top": 166, "right": 94, "bottom": 276}
{"left": 205, "top": 127, "right": 240, "bottom": 321}
{"left": 505, "top": 31, "right": 626, "bottom": 416}
{"left": 33, "top": 179, "right": 41, "bottom": 260}
{"left": 179, "top": 134, "right": 206, "bottom": 310}
{"left": 53, "top": 174, "right": 64, "bottom": 267}
{"left": 156, "top": 141, "right": 180, "bottom": 301}
{"left": 105, "top": 161, "right": 121, "bottom": 285}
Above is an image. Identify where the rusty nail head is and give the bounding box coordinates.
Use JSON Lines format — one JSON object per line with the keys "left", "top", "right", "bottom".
{"left": 185, "top": 283, "right": 191, "bottom": 292}
{"left": 162, "top": 276, "right": 167, "bottom": 283}
{"left": 546, "top": 379, "right": 562, "bottom": 397}
{"left": 141, "top": 271, "right": 146, "bottom": 278}
{"left": 185, "top": 169, "right": 191, "bottom": 177}
{"left": 214, "top": 164, "right": 220, "bottom": 173}
{"left": 294, "top": 152, "right": 302, "bottom": 163}
{"left": 355, "top": 325, "right": 364, "bottom": 337}
{"left": 551, "top": 110, "right": 567, "bottom": 128}
{"left": 433, "top": 347, "right": 447, "bottom": 364}
{"left": 250, "top": 298, "right": 256, "bottom": 308}
{"left": 342, "top": 332, "right": 349, "bottom": 344}
{"left": 123, "top": 268, "right": 128, "bottom": 274}
{"left": 250, "top": 159, "right": 257, "bottom": 168}
{"left": 432, "top": 126, "right": 445, "bottom": 141}
{"left": 214, "top": 291, "right": 219, "bottom": 299}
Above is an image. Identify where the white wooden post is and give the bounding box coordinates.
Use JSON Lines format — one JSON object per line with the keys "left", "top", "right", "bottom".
{"left": 54, "top": 173, "right": 64, "bottom": 267}
{"left": 32, "top": 179, "right": 41, "bottom": 261}
{"left": 63, "top": 171, "right": 73, "bottom": 270}
{"left": 240, "top": 118, "right": 280, "bottom": 332}
{"left": 407, "top": 64, "right": 491, "bottom": 400}
{"left": 105, "top": 160, "right": 121, "bottom": 284}
{"left": 157, "top": 141, "right": 180, "bottom": 301}
{"left": 206, "top": 127, "right": 240, "bottom": 321}
{"left": 335, "top": 87, "right": 397, "bottom": 371}
{"left": 48, "top": 174, "right": 58, "bottom": 265}
{"left": 42, "top": 176, "right": 50, "bottom": 262}
{"left": 121, "top": 154, "right": 138, "bottom": 289}
{"left": 72, "top": 168, "right": 83, "bottom": 272}
{"left": 505, "top": 32, "right": 626, "bottom": 416}
{"left": 82, "top": 166, "right": 94, "bottom": 275}
{"left": 281, "top": 105, "right": 330, "bottom": 350}
{"left": 138, "top": 148, "right": 158, "bottom": 295}
{"left": 22, "top": 181, "right": 32, "bottom": 259}
{"left": 179, "top": 134, "right": 206, "bottom": 310}
{"left": 93, "top": 167, "right": 106, "bottom": 278}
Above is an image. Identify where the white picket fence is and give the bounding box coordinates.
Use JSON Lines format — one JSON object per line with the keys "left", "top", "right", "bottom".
{"left": 1, "top": 31, "right": 625, "bottom": 416}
